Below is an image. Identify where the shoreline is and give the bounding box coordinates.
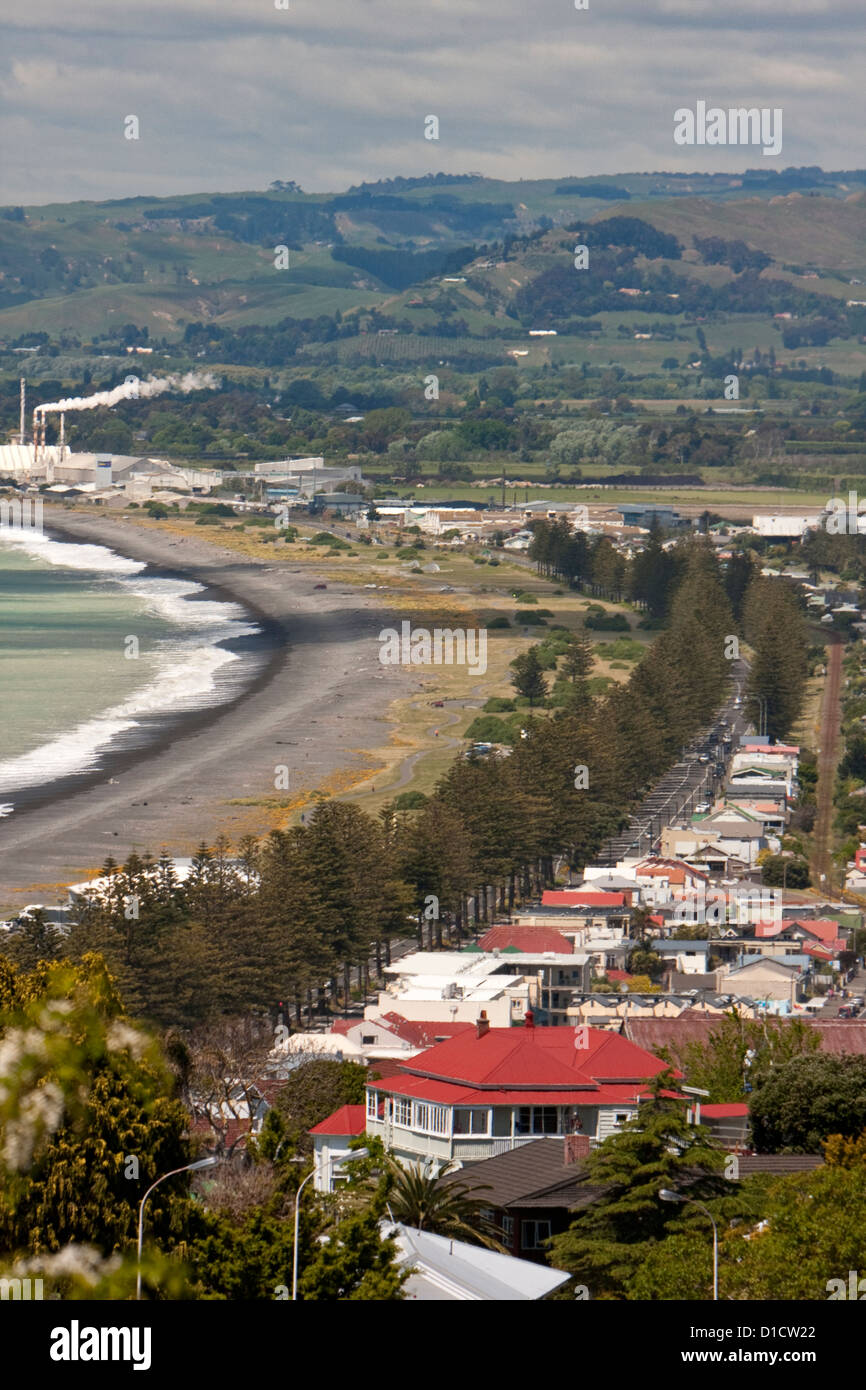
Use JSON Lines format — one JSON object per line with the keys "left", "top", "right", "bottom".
{"left": 0, "top": 519, "right": 282, "bottom": 818}
{"left": 0, "top": 509, "right": 412, "bottom": 911}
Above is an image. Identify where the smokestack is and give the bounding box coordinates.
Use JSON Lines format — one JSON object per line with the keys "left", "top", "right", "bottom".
{"left": 476, "top": 1010, "right": 490, "bottom": 1039}
{"left": 19, "top": 378, "right": 26, "bottom": 446}
{"left": 32, "top": 408, "right": 39, "bottom": 462}
{"left": 59, "top": 413, "right": 65, "bottom": 462}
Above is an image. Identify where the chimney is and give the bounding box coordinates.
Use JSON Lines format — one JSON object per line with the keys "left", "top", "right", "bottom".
{"left": 476, "top": 1010, "right": 490, "bottom": 1039}
{"left": 524, "top": 1009, "right": 535, "bottom": 1030}
{"left": 564, "top": 1134, "right": 591, "bottom": 1165}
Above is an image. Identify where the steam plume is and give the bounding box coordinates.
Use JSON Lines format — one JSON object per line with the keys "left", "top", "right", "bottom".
{"left": 37, "top": 371, "right": 217, "bottom": 415}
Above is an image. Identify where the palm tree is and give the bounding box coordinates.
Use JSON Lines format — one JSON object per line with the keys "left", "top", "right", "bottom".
{"left": 384, "top": 1157, "right": 506, "bottom": 1250}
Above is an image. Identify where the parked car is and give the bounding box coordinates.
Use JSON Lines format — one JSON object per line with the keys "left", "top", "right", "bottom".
{"left": 313, "top": 583, "right": 327, "bottom": 590}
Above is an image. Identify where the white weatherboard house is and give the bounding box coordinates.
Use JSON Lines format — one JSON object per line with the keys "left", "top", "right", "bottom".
{"left": 365, "top": 1018, "right": 673, "bottom": 1168}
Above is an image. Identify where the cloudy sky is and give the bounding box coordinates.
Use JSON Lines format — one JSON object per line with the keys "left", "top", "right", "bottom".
{"left": 1, "top": 0, "right": 862, "bottom": 205}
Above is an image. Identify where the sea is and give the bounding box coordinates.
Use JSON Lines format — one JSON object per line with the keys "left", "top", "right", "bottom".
{"left": 0, "top": 526, "right": 262, "bottom": 818}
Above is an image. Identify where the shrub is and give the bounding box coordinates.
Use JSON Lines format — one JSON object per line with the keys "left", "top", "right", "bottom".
{"left": 487, "top": 616, "right": 511, "bottom": 629}
{"left": 483, "top": 697, "right": 516, "bottom": 713}
{"left": 463, "top": 715, "right": 515, "bottom": 745}
{"left": 393, "top": 791, "right": 428, "bottom": 810}
{"left": 516, "top": 611, "right": 548, "bottom": 625}
{"left": 585, "top": 611, "right": 629, "bottom": 631}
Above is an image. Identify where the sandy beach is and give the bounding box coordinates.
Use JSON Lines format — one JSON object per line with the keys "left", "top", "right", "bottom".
{"left": 0, "top": 509, "right": 414, "bottom": 912}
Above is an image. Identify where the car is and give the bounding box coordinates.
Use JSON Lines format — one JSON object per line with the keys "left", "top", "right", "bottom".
{"left": 431, "top": 700, "right": 444, "bottom": 708}
{"left": 698, "top": 753, "right": 710, "bottom": 763}
{"left": 313, "top": 583, "right": 327, "bottom": 590}
{"left": 695, "top": 802, "right": 711, "bottom": 814}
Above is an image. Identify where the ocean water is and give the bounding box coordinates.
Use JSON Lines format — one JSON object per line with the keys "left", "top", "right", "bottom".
{"left": 0, "top": 527, "right": 260, "bottom": 815}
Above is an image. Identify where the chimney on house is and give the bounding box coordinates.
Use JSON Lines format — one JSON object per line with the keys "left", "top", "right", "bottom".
{"left": 524, "top": 1009, "right": 535, "bottom": 1030}
{"left": 564, "top": 1134, "right": 591, "bottom": 1165}
{"left": 476, "top": 1010, "right": 490, "bottom": 1039}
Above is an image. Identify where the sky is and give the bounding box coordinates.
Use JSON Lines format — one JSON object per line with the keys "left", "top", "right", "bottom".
{"left": 0, "top": 0, "right": 862, "bottom": 205}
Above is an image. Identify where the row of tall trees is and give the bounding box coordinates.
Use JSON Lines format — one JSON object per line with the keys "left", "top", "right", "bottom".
{"left": 2, "top": 543, "right": 740, "bottom": 1029}
{"left": 529, "top": 516, "right": 760, "bottom": 619}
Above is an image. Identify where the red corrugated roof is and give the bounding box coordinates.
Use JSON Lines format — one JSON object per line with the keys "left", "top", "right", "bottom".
{"left": 390, "top": 1025, "right": 673, "bottom": 1091}
{"left": 377, "top": 1013, "right": 473, "bottom": 1047}
{"left": 700, "top": 1103, "right": 749, "bottom": 1118}
{"left": 309, "top": 1104, "right": 367, "bottom": 1137}
{"left": 606, "top": 969, "right": 632, "bottom": 982}
{"left": 793, "top": 918, "right": 844, "bottom": 944}
{"left": 479, "top": 925, "right": 574, "bottom": 954}
{"left": 542, "top": 890, "right": 625, "bottom": 907}
{"left": 371, "top": 1075, "right": 662, "bottom": 1107}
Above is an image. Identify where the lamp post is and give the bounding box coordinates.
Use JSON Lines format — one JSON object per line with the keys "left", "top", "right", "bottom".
{"left": 137, "top": 1156, "right": 220, "bottom": 1300}
{"left": 292, "top": 1147, "right": 369, "bottom": 1301}
{"left": 659, "top": 1188, "right": 718, "bottom": 1300}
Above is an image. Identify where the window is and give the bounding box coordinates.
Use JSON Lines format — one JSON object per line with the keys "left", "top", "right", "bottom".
{"left": 453, "top": 1108, "right": 490, "bottom": 1136}
{"left": 502, "top": 1215, "right": 514, "bottom": 1241}
{"left": 516, "top": 1106, "right": 559, "bottom": 1135}
{"left": 614, "top": 1112, "right": 631, "bottom": 1126}
{"left": 411, "top": 1103, "right": 448, "bottom": 1135}
{"left": 393, "top": 1097, "right": 412, "bottom": 1127}
{"left": 361, "top": 1034, "right": 376, "bottom": 1045}
{"left": 521, "top": 1220, "right": 552, "bottom": 1251}
{"left": 366, "top": 1090, "right": 378, "bottom": 1120}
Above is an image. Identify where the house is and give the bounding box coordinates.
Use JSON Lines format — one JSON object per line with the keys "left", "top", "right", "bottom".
{"left": 450, "top": 1135, "right": 602, "bottom": 1261}
{"left": 716, "top": 955, "right": 806, "bottom": 1007}
{"left": 327, "top": 1013, "right": 473, "bottom": 1062}
{"left": 310, "top": 1105, "right": 367, "bottom": 1192}
{"left": 631, "top": 858, "right": 711, "bottom": 905}
{"left": 365, "top": 1015, "right": 677, "bottom": 1168}
{"left": 473, "top": 937, "right": 593, "bottom": 1022}
{"left": 661, "top": 816, "right": 767, "bottom": 868}
{"left": 655, "top": 940, "right": 711, "bottom": 974}
{"left": 539, "top": 889, "right": 631, "bottom": 931}
{"left": 387, "top": 1222, "right": 570, "bottom": 1300}
{"left": 695, "top": 1102, "right": 750, "bottom": 1150}
{"left": 479, "top": 925, "right": 574, "bottom": 955}
{"left": 367, "top": 951, "right": 532, "bottom": 1026}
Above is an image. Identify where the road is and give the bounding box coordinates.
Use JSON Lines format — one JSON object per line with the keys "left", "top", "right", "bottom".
{"left": 595, "top": 658, "right": 750, "bottom": 865}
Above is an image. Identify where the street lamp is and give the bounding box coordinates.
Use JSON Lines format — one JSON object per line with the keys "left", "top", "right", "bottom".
{"left": 659, "top": 1188, "right": 719, "bottom": 1301}
{"left": 137, "top": 1156, "right": 220, "bottom": 1300}
{"left": 292, "top": 1147, "right": 369, "bottom": 1301}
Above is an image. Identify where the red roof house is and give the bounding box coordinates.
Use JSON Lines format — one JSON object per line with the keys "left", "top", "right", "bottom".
{"left": 365, "top": 1020, "right": 680, "bottom": 1165}
{"left": 479, "top": 925, "right": 574, "bottom": 954}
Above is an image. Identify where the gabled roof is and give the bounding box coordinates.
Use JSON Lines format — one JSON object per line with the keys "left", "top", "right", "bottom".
{"left": 700, "top": 1103, "right": 749, "bottom": 1118}
{"left": 635, "top": 858, "right": 710, "bottom": 884}
{"left": 452, "top": 1137, "right": 598, "bottom": 1209}
{"left": 479, "top": 925, "right": 574, "bottom": 955}
{"left": 309, "top": 1104, "right": 367, "bottom": 1137}
{"left": 377, "top": 1013, "right": 474, "bottom": 1047}
{"left": 389, "top": 1223, "right": 570, "bottom": 1301}
{"left": 726, "top": 956, "right": 800, "bottom": 976}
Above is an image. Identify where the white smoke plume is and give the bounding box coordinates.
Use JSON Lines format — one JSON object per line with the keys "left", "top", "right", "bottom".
{"left": 37, "top": 371, "right": 217, "bottom": 415}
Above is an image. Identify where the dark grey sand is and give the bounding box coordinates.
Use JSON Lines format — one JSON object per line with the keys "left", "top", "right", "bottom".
{"left": 0, "top": 511, "right": 412, "bottom": 911}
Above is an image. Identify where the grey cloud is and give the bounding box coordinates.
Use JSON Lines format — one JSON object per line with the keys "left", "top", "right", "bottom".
{"left": 0, "top": 0, "right": 862, "bottom": 204}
